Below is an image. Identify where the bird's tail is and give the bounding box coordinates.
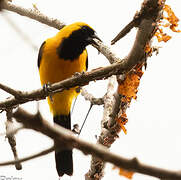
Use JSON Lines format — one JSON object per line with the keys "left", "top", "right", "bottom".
{"left": 53, "top": 114, "right": 73, "bottom": 177}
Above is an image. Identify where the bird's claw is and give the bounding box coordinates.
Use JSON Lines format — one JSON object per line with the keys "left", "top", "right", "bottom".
{"left": 72, "top": 124, "right": 80, "bottom": 135}
{"left": 43, "top": 83, "right": 53, "bottom": 102}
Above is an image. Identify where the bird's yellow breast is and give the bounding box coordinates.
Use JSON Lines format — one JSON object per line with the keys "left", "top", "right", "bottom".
{"left": 39, "top": 37, "right": 87, "bottom": 115}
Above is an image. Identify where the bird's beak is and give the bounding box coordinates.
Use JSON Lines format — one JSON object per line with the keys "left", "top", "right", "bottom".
{"left": 91, "top": 33, "right": 102, "bottom": 42}
{"left": 87, "top": 33, "right": 102, "bottom": 46}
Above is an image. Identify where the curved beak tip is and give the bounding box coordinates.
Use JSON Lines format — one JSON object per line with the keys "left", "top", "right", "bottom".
{"left": 92, "top": 33, "right": 102, "bottom": 42}
{"left": 87, "top": 33, "right": 102, "bottom": 47}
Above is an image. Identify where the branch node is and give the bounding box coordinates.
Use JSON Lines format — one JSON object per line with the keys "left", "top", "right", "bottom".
{"left": 81, "top": 88, "right": 104, "bottom": 105}
{"left": 132, "top": 157, "right": 140, "bottom": 168}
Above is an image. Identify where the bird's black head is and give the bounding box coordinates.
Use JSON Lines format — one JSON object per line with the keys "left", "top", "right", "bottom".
{"left": 57, "top": 22, "right": 101, "bottom": 60}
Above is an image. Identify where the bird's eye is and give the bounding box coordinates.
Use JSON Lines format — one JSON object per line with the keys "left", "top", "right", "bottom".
{"left": 82, "top": 26, "right": 87, "bottom": 32}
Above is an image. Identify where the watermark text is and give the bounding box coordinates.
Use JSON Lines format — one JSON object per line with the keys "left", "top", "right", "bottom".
{"left": 0, "top": 176, "right": 22, "bottom": 180}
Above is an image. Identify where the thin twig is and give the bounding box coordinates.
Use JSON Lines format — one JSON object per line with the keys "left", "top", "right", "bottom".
{"left": 6, "top": 109, "right": 22, "bottom": 170}
{"left": 111, "top": 19, "right": 136, "bottom": 45}
{"left": 0, "top": 146, "right": 54, "bottom": 166}
{"left": 0, "top": 123, "right": 23, "bottom": 137}
{"left": 0, "top": 83, "right": 23, "bottom": 98}
{"left": 11, "top": 108, "right": 181, "bottom": 180}
{"left": 111, "top": 0, "right": 165, "bottom": 45}
{"left": 1, "top": 13, "right": 38, "bottom": 51}
{"left": 92, "top": 40, "right": 119, "bottom": 64}
{"left": 1, "top": 0, "right": 65, "bottom": 30}
{"left": 78, "top": 104, "right": 93, "bottom": 135}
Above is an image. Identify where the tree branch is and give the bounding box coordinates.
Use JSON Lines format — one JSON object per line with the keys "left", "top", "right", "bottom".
{"left": 11, "top": 108, "right": 181, "bottom": 180}
{"left": 0, "top": 59, "right": 134, "bottom": 111}
{"left": 86, "top": 76, "right": 117, "bottom": 179}
{"left": 81, "top": 88, "right": 104, "bottom": 105}
{"left": 1, "top": 0, "right": 65, "bottom": 30}
{"left": 86, "top": 0, "right": 165, "bottom": 178}
{"left": 111, "top": 0, "right": 164, "bottom": 44}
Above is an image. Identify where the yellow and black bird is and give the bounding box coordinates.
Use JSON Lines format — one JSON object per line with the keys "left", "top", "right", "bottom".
{"left": 37, "top": 22, "right": 100, "bottom": 177}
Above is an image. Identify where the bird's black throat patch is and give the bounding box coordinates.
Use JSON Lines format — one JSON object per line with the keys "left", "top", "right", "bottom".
{"left": 56, "top": 25, "right": 94, "bottom": 60}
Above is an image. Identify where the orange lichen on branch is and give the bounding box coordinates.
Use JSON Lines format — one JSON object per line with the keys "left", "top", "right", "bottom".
{"left": 118, "top": 64, "right": 144, "bottom": 103}
{"left": 144, "top": 43, "right": 154, "bottom": 56}
{"left": 117, "top": 64, "right": 144, "bottom": 134}
{"left": 113, "top": 166, "right": 134, "bottom": 179}
{"left": 155, "top": 4, "right": 180, "bottom": 42}
{"left": 145, "top": 44, "right": 152, "bottom": 54}
{"left": 163, "top": 5, "right": 181, "bottom": 33}
{"left": 119, "top": 168, "right": 134, "bottom": 179}
{"left": 116, "top": 112, "right": 128, "bottom": 135}
{"left": 154, "top": 29, "right": 171, "bottom": 42}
